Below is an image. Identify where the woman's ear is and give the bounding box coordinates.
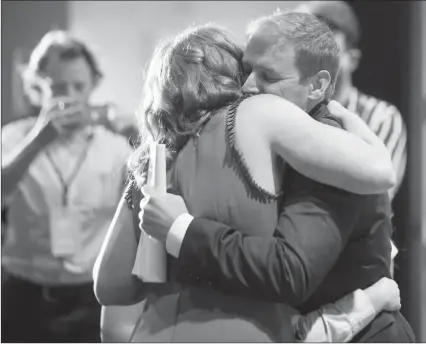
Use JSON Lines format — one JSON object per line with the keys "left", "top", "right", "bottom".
{"left": 308, "top": 70, "right": 331, "bottom": 101}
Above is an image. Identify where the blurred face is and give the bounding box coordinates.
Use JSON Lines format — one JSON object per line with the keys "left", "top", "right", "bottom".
{"left": 242, "top": 34, "right": 311, "bottom": 110}
{"left": 333, "top": 31, "right": 360, "bottom": 93}
{"left": 39, "top": 55, "right": 95, "bottom": 106}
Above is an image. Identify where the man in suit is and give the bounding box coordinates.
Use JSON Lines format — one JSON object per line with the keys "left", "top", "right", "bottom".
{"left": 139, "top": 12, "right": 415, "bottom": 342}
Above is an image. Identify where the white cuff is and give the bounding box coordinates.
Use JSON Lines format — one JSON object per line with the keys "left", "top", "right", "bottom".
{"left": 347, "top": 289, "right": 377, "bottom": 335}
{"left": 165, "top": 213, "right": 194, "bottom": 258}
{"left": 293, "top": 289, "right": 376, "bottom": 342}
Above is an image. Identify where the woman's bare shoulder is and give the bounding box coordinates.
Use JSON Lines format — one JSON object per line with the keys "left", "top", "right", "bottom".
{"left": 237, "top": 94, "right": 305, "bottom": 129}
{"left": 240, "top": 93, "right": 283, "bottom": 108}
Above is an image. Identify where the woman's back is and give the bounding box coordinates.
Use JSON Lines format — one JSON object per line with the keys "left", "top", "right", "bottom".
{"left": 173, "top": 100, "right": 280, "bottom": 236}
{"left": 131, "top": 99, "right": 296, "bottom": 342}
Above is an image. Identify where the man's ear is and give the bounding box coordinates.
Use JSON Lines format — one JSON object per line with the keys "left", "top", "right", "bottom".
{"left": 348, "top": 48, "right": 362, "bottom": 73}
{"left": 308, "top": 70, "right": 331, "bottom": 101}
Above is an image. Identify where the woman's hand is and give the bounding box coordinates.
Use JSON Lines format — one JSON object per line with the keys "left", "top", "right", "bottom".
{"left": 363, "top": 277, "right": 401, "bottom": 314}
{"left": 327, "top": 100, "right": 351, "bottom": 122}
{"left": 327, "top": 100, "right": 365, "bottom": 131}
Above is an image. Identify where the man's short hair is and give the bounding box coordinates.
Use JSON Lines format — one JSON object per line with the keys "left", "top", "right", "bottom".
{"left": 22, "top": 30, "right": 103, "bottom": 105}
{"left": 294, "top": 1, "right": 361, "bottom": 50}
{"left": 247, "top": 11, "right": 340, "bottom": 99}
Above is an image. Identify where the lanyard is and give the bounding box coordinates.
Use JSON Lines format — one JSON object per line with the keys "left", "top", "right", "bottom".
{"left": 45, "top": 134, "right": 94, "bottom": 207}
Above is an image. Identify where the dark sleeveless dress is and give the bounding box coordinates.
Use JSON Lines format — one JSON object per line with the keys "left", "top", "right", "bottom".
{"left": 127, "top": 97, "right": 297, "bottom": 342}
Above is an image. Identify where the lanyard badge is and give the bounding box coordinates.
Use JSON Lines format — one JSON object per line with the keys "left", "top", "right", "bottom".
{"left": 45, "top": 134, "right": 94, "bottom": 258}
{"left": 45, "top": 134, "right": 94, "bottom": 207}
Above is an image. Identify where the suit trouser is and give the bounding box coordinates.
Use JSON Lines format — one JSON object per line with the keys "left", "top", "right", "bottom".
{"left": 1, "top": 271, "right": 101, "bottom": 343}
{"left": 352, "top": 310, "right": 415, "bottom": 343}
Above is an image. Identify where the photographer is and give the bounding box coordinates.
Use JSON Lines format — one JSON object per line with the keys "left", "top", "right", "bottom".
{"left": 1, "top": 30, "right": 132, "bottom": 342}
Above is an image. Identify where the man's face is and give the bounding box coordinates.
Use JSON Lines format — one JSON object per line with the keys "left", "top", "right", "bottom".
{"left": 39, "top": 56, "right": 95, "bottom": 106}
{"left": 242, "top": 34, "right": 311, "bottom": 110}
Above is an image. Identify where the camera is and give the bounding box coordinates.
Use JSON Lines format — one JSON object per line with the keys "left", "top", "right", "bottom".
{"left": 89, "top": 104, "right": 111, "bottom": 124}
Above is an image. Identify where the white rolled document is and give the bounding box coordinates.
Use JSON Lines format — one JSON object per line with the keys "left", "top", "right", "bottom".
{"left": 132, "top": 143, "right": 168, "bottom": 283}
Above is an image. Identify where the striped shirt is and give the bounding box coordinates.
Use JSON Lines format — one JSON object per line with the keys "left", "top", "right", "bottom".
{"left": 344, "top": 87, "right": 407, "bottom": 200}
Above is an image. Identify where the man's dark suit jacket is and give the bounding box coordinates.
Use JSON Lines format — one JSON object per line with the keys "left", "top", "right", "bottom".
{"left": 173, "top": 104, "right": 415, "bottom": 342}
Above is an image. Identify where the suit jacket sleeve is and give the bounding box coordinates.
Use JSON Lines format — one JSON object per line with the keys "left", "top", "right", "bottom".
{"left": 175, "top": 115, "right": 363, "bottom": 307}
{"left": 175, "top": 185, "right": 362, "bottom": 307}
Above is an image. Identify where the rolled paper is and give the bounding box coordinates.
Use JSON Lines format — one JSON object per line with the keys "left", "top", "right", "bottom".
{"left": 132, "top": 143, "right": 167, "bottom": 283}
{"left": 150, "top": 143, "right": 167, "bottom": 194}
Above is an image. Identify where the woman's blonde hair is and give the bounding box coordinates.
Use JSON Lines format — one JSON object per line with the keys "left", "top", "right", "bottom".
{"left": 128, "top": 24, "right": 244, "bottom": 186}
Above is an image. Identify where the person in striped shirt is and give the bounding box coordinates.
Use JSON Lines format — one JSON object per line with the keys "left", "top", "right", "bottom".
{"left": 295, "top": 1, "right": 407, "bottom": 201}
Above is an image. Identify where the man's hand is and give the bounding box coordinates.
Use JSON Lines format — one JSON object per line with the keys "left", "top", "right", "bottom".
{"left": 36, "top": 96, "right": 90, "bottom": 140}
{"left": 138, "top": 188, "right": 189, "bottom": 243}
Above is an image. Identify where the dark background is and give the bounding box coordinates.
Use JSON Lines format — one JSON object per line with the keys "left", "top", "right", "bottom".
{"left": 350, "top": 0, "right": 422, "bottom": 336}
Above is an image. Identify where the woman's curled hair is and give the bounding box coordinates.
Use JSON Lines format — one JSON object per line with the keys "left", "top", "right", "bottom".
{"left": 128, "top": 24, "right": 244, "bottom": 187}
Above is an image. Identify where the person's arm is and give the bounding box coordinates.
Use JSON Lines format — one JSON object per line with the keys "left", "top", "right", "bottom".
{"left": 149, "top": 194, "right": 394, "bottom": 343}
{"left": 2, "top": 99, "right": 95, "bottom": 199}
{"left": 174, "top": 185, "right": 360, "bottom": 306}
{"left": 141, "top": 164, "right": 361, "bottom": 305}
{"left": 294, "top": 277, "right": 400, "bottom": 342}
{"left": 239, "top": 95, "right": 395, "bottom": 194}
{"left": 1, "top": 120, "right": 58, "bottom": 199}
{"left": 162, "top": 207, "right": 398, "bottom": 343}
{"left": 144, "top": 114, "right": 369, "bottom": 303}
{"left": 93, "top": 190, "right": 146, "bottom": 306}
{"left": 147, "top": 201, "right": 397, "bottom": 343}
{"left": 294, "top": 289, "right": 375, "bottom": 342}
